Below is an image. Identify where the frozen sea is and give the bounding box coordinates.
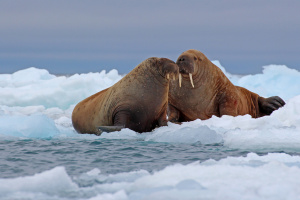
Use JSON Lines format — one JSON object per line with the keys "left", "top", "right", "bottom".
{"left": 1, "top": 62, "right": 300, "bottom": 200}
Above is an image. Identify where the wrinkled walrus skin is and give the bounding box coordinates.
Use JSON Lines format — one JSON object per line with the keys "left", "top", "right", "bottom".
{"left": 72, "top": 57, "right": 179, "bottom": 135}
{"left": 168, "top": 49, "right": 285, "bottom": 122}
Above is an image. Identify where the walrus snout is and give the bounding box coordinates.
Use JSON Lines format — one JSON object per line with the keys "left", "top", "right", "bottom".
{"left": 163, "top": 63, "right": 179, "bottom": 80}
{"left": 176, "top": 55, "right": 195, "bottom": 74}
{"left": 176, "top": 55, "right": 195, "bottom": 88}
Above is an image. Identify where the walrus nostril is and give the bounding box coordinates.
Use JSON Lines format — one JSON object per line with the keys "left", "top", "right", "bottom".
{"left": 178, "top": 56, "right": 185, "bottom": 62}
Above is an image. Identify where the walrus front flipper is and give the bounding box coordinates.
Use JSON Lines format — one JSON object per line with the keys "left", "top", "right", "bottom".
{"left": 98, "top": 126, "right": 124, "bottom": 134}
{"left": 167, "top": 103, "right": 181, "bottom": 123}
{"left": 258, "top": 96, "right": 286, "bottom": 116}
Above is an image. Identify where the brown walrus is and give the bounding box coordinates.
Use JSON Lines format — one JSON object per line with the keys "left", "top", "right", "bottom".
{"left": 168, "top": 49, "right": 285, "bottom": 122}
{"left": 72, "top": 57, "right": 179, "bottom": 135}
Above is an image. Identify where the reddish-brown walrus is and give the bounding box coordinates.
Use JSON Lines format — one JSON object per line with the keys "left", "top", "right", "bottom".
{"left": 168, "top": 49, "right": 285, "bottom": 122}
{"left": 72, "top": 57, "right": 179, "bottom": 135}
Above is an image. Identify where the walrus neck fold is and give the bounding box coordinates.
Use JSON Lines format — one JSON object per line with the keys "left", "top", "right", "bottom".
{"left": 146, "top": 64, "right": 170, "bottom": 86}
{"left": 195, "top": 61, "right": 226, "bottom": 89}
{"left": 150, "top": 69, "right": 169, "bottom": 86}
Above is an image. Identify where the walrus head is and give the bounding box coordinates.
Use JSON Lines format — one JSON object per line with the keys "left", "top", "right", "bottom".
{"left": 176, "top": 49, "right": 207, "bottom": 88}
{"left": 154, "top": 58, "right": 179, "bottom": 81}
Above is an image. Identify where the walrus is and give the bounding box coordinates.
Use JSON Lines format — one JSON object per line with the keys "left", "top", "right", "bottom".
{"left": 168, "top": 49, "right": 285, "bottom": 122}
{"left": 72, "top": 57, "right": 179, "bottom": 135}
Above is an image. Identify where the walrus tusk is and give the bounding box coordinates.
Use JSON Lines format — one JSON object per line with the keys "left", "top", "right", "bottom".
{"left": 189, "top": 73, "right": 194, "bottom": 88}
{"left": 179, "top": 73, "right": 182, "bottom": 87}
{"left": 173, "top": 75, "right": 175, "bottom": 81}
{"left": 166, "top": 74, "right": 169, "bottom": 80}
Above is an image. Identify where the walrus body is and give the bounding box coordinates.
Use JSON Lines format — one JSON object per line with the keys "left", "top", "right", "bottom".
{"left": 168, "top": 49, "right": 285, "bottom": 122}
{"left": 72, "top": 57, "right": 179, "bottom": 135}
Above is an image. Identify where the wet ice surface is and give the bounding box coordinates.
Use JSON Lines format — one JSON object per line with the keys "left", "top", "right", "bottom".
{"left": 1, "top": 63, "right": 300, "bottom": 199}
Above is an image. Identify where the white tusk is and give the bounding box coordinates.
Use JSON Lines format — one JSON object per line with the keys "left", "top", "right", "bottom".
{"left": 179, "top": 73, "right": 182, "bottom": 87}
{"left": 166, "top": 73, "right": 169, "bottom": 80}
{"left": 173, "top": 75, "right": 175, "bottom": 81}
{"left": 189, "top": 73, "right": 194, "bottom": 88}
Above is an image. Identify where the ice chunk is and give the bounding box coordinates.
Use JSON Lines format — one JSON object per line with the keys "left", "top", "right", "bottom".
{"left": 0, "top": 68, "right": 123, "bottom": 109}
{"left": 0, "top": 166, "right": 77, "bottom": 195}
{"left": 0, "top": 114, "right": 60, "bottom": 138}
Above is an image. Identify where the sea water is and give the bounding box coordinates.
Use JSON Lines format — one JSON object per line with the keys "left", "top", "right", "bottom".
{"left": 1, "top": 62, "right": 300, "bottom": 200}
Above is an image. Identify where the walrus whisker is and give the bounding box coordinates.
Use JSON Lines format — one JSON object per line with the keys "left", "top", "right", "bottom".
{"left": 179, "top": 73, "right": 182, "bottom": 87}
{"left": 189, "top": 73, "right": 194, "bottom": 88}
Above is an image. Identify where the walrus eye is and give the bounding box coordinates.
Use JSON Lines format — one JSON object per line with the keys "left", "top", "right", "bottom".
{"left": 194, "top": 56, "right": 197, "bottom": 61}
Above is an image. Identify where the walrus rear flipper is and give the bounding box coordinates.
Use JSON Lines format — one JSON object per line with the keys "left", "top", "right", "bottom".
{"left": 258, "top": 96, "right": 286, "bottom": 116}
{"left": 98, "top": 126, "right": 124, "bottom": 134}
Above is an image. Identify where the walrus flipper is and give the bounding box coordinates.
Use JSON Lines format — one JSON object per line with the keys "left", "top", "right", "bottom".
{"left": 98, "top": 126, "right": 124, "bottom": 133}
{"left": 258, "top": 96, "right": 286, "bottom": 116}
{"left": 167, "top": 103, "right": 181, "bottom": 123}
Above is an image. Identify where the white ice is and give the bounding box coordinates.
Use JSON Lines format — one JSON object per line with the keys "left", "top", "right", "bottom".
{"left": 1, "top": 153, "right": 300, "bottom": 200}
{"left": 0, "top": 67, "right": 122, "bottom": 109}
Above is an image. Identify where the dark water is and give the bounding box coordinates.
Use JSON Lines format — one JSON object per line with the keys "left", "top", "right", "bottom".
{"left": 0, "top": 138, "right": 253, "bottom": 179}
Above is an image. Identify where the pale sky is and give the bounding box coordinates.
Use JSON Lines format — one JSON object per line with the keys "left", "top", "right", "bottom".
{"left": 0, "top": 0, "right": 299, "bottom": 74}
